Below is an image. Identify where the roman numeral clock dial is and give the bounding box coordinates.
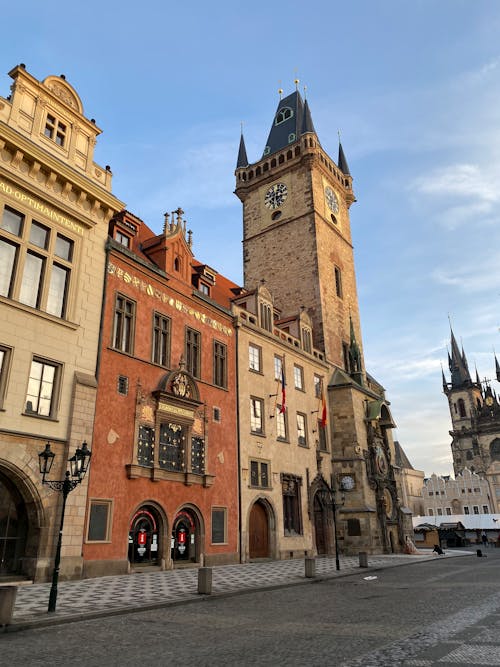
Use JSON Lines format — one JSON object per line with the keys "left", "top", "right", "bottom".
{"left": 264, "top": 182, "right": 288, "bottom": 210}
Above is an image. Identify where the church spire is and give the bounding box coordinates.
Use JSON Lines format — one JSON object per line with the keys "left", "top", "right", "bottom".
{"left": 236, "top": 131, "right": 248, "bottom": 169}
{"left": 262, "top": 89, "right": 318, "bottom": 157}
{"left": 301, "top": 98, "right": 316, "bottom": 135}
{"left": 495, "top": 353, "right": 500, "bottom": 383}
{"left": 448, "top": 328, "right": 472, "bottom": 389}
{"left": 338, "top": 141, "right": 351, "bottom": 176}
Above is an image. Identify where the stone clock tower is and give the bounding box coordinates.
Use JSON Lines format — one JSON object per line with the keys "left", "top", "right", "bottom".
{"left": 235, "top": 90, "right": 363, "bottom": 374}
{"left": 234, "top": 90, "right": 412, "bottom": 555}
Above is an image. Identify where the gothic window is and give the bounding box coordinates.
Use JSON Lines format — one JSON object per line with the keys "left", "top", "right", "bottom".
{"left": 137, "top": 426, "right": 154, "bottom": 467}
{"left": 152, "top": 313, "right": 171, "bottom": 367}
{"left": 259, "top": 301, "right": 272, "bottom": 331}
{"left": 112, "top": 294, "right": 135, "bottom": 353}
{"left": 282, "top": 474, "right": 302, "bottom": 535}
{"left": 458, "top": 399, "right": 466, "bottom": 417}
{"left": 185, "top": 328, "right": 201, "bottom": 378}
{"left": 490, "top": 439, "right": 500, "bottom": 462}
{"left": 213, "top": 341, "right": 227, "bottom": 388}
{"left": 158, "top": 423, "right": 185, "bottom": 471}
{"left": 302, "top": 328, "right": 312, "bottom": 353}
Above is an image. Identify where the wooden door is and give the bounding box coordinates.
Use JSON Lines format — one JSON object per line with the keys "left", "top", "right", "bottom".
{"left": 314, "top": 496, "right": 327, "bottom": 555}
{"left": 249, "top": 502, "right": 269, "bottom": 559}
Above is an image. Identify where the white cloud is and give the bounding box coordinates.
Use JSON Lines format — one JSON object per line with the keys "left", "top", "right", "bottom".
{"left": 412, "top": 163, "right": 499, "bottom": 203}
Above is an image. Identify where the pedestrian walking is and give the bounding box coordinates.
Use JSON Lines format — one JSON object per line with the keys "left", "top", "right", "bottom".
{"left": 482, "top": 532, "right": 488, "bottom": 548}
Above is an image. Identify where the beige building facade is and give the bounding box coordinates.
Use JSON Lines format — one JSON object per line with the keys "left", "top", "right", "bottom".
{"left": 420, "top": 470, "right": 493, "bottom": 518}
{"left": 0, "top": 64, "right": 123, "bottom": 581}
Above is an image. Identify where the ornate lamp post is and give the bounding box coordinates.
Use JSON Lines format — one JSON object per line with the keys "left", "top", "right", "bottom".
{"left": 38, "top": 441, "right": 92, "bottom": 613}
{"left": 317, "top": 480, "right": 346, "bottom": 571}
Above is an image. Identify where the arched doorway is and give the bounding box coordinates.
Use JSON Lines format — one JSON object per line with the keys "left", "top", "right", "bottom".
{"left": 0, "top": 471, "right": 28, "bottom": 576}
{"left": 171, "top": 508, "right": 200, "bottom": 565}
{"left": 313, "top": 493, "right": 328, "bottom": 555}
{"left": 249, "top": 501, "right": 270, "bottom": 559}
{"left": 128, "top": 506, "right": 162, "bottom": 567}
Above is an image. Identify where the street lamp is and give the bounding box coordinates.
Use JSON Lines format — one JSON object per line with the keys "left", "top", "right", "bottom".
{"left": 317, "top": 480, "right": 346, "bottom": 571}
{"left": 38, "top": 441, "right": 92, "bottom": 613}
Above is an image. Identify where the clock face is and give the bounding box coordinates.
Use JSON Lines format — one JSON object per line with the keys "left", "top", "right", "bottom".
{"left": 264, "top": 182, "right": 288, "bottom": 210}
{"left": 485, "top": 396, "right": 494, "bottom": 407}
{"left": 325, "top": 186, "right": 339, "bottom": 214}
{"left": 340, "top": 475, "right": 355, "bottom": 491}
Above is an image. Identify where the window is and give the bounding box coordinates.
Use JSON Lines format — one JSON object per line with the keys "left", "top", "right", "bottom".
{"left": 199, "top": 283, "right": 210, "bottom": 296}
{"left": 483, "top": 505, "right": 489, "bottom": 513}
{"left": 297, "top": 413, "right": 307, "bottom": 447}
{"left": 152, "top": 313, "right": 171, "bottom": 367}
{"left": 437, "top": 508, "right": 443, "bottom": 516}
{"left": 211, "top": 508, "right": 227, "bottom": 544}
{"left": 275, "top": 107, "right": 293, "bottom": 125}
{"left": 86, "top": 500, "right": 112, "bottom": 542}
{"left": 112, "top": 294, "right": 135, "bottom": 353}
{"left": 249, "top": 344, "right": 261, "bottom": 372}
{"left": 0, "top": 345, "right": 12, "bottom": 408}
{"left": 0, "top": 206, "right": 74, "bottom": 318}
{"left": 428, "top": 509, "right": 434, "bottom": 516}
{"left": 428, "top": 491, "right": 434, "bottom": 496}
{"left": 259, "top": 301, "right": 272, "bottom": 331}
{"left": 250, "top": 460, "right": 269, "bottom": 488}
{"left": 158, "top": 423, "right": 185, "bottom": 471}
{"left": 25, "top": 358, "right": 60, "bottom": 417}
{"left": 274, "top": 355, "right": 283, "bottom": 381}
{"left": 213, "top": 341, "right": 227, "bottom": 388}
{"left": 317, "top": 422, "right": 328, "bottom": 451}
{"left": 294, "top": 365, "right": 304, "bottom": 390}
{"left": 282, "top": 474, "right": 302, "bottom": 535}
{"left": 347, "top": 518, "right": 361, "bottom": 536}
{"left": 458, "top": 399, "right": 466, "bottom": 418}
{"left": 446, "top": 507, "right": 451, "bottom": 515}
{"left": 314, "top": 375, "right": 322, "bottom": 399}
{"left": 185, "top": 328, "right": 201, "bottom": 378}
{"left": 191, "top": 436, "right": 205, "bottom": 474}
{"left": 115, "top": 231, "right": 130, "bottom": 248}
{"left": 137, "top": 426, "right": 154, "bottom": 467}
{"left": 276, "top": 406, "right": 287, "bottom": 440}
{"left": 302, "top": 328, "right": 312, "bottom": 353}
{"left": 250, "top": 397, "right": 264, "bottom": 434}
{"left": 44, "top": 114, "right": 67, "bottom": 147}
{"left": 213, "top": 407, "right": 221, "bottom": 422}
{"left": 334, "top": 266, "right": 343, "bottom": 298}
{"left": 473, "top": 505, "right": 479, "bottom": 514}
{"left": 117, "top": 375, "right": 129, "bottom": 395}
{"left": 464, "top": 507, "right": 470, "bottom": 515}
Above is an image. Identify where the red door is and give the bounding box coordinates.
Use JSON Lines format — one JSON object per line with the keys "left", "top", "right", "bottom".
{"left": 249, "top": 502, "right": 269, "bottom": 559}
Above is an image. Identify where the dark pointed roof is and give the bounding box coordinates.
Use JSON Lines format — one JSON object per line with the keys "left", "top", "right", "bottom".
{"left": 448, "top": 328, "right": 472, "bottom": 389}
{"left": 394, "top": 441, "right": 414, "bottom": 470}
{"left": 338, "top": 142, "right": 351, "bottom": 176}
{"left": 236, "top": 133, "right": 248, "bottom": 169}
{"left": 496, "top": 354, "right": 500, "bottom": 383}
{"left": 263, "top": 90, "right": 311, "bottom": 157}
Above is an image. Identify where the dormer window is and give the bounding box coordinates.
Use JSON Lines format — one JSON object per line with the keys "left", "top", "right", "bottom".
{"left": 44, "top": 114, "right": 67, "bottom": 147}
{"left": 115, "top": 231, "right": 130, "bottom": 248}
{"left": 275, "top": 107, "right": 293, "bottom": 125}
{"left": 288, "top": 133, "right": 296, "bottom": 144}
{"left": 263, "top": 146, "right": 271, "bottom": 156}
{"left": 199, "top": 283, "right": 210, "bottom": 296}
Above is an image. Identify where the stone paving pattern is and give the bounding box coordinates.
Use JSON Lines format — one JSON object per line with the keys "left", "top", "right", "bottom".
{"left": 10, "top": 551, "right": 467, "bottom": 627}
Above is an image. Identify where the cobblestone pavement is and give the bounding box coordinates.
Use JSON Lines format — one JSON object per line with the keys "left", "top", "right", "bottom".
{"left": 7, "top": 549, "right": 471, "bottom": 629}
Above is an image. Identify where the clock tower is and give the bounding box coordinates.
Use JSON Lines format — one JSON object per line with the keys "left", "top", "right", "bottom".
{"left": 235, "top": 89, "right": 363, "bottom": 375}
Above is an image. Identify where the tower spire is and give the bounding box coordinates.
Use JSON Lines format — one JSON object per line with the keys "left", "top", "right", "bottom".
{"left": 338, "top": 138, "right": 351, "bottom": 176}
{"left": 449, "top": 327, "right": 472, "bottom": 388}
{"left": 236, "top": 128, "right": 248, "bottom": 169}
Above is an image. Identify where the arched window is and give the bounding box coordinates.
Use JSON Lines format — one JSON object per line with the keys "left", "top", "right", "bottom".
{"left": 490, "top": 438, "right": 500, "bottom": 461}
{"left": 174, "top": 257, "right": 180, "bottom": 272}
{"left": 275, "top": 107, "right": 293, "bottom": 125}
{"left": 458, "top": 399, "right": 466, "bottom": 418}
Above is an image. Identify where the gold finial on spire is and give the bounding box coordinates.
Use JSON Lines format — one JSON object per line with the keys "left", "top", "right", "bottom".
{"left": 278, "top": 88, "right": 283, "bottom": 99}
{"left": 303, "top": 85, "right": 307, "bottom": 99}
{"left": 338, "top": 129, "right": 341, "bottom": 143}
{"left": 240, "top": 121, "right": 244, "bottom": 134}
{"left": 294, "top": 78, "right": 299, "bottom": 90}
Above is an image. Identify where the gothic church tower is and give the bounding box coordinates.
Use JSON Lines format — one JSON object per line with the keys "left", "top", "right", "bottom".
{"left": 235, "top": 90, "right": 363, "bottom": 376}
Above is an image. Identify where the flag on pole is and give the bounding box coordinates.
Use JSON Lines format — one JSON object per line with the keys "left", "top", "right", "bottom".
{"left": 280, "top": 365, "right": 286, "bottom": 413}
{"left": 320, "top": 382, "right": 327, "bottom": 428}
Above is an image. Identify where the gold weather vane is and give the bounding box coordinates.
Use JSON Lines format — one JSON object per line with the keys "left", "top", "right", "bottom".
{"left": 303, "top": 85, "right": 307, "bottom": 99}
{"left": 294, "top": 78, "right": 299, "bottom": 90}
{"left": 278, "top": 80, "right": 283, "bottom": 99}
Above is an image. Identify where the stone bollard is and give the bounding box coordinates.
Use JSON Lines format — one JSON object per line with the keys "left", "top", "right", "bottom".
{"left": 198, "top": 567, "right": 213, "bottom": 594}
{"left": 0, "top": 586, "right": 17, "bottom": 626}
{"left": 305, "top": 557, "right": 316, "bottom": 578}
{"left": 359, "top": 552, "right": 368, "bottom": 568}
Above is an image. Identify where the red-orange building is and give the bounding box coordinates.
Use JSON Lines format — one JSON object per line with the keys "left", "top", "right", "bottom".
{"left": 82, "top": 209, "right": 239, "bottom": 576}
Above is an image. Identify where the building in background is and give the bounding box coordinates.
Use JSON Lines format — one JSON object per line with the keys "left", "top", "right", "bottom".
{"left": 235, "top": 90, "right": 412, "bottom": 554}
{"left": 394, "top": 441, "right": 425, "bottom": 517}
{"left": 443, "top": 328, "right": 500, "bottom": 512}
{"left": 0, "top": 65, "right": 123, "bottom": 581}
{"left": 82, "top": 209, "right": 239, "bottom": 576}
{"left": 420, "top": 470, "right": 492, "bottom": 518}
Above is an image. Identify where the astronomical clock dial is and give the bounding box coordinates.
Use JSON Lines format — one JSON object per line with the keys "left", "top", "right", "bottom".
{"left": 485, "top": 396, "right": 494, "bottom": 407}
{"left": 264, "top": 182, "right": 288, "bottom": 210}
{"left": 324, "top": 186, "right": 339, "bottom": 214}
{"left": 375, "top": 445, "right": 388, "bottom": 476}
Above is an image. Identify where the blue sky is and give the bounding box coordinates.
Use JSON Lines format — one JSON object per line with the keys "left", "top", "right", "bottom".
{"left": 3, "top": 1, "right": 500, "bottom": 476}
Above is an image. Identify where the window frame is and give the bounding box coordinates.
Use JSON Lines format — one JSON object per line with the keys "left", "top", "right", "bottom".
{"left": 185, "top": 327, "right": 201, "bottom": 378}
{"left": 213, "top": 340, "right": 227, "bottom": 389}
{"left": 249, "top": 343, "right": 262, "bottom": 373}
{"left": 112, "top": 293, "right": 136, "bottom": 354}
{"left": 24, "top": 356, "right": 62, "bottom": 419}
{"left": 250, "top": 459, "right": 270, "bottom": 488}
{"left": 294, "top": 365, "right": 304, "bottom": 391}
{"left": 334, "top": 266, "right": 343, "bottom": 298}
{"left": 281, "top": 474, "right": 303, "bottom": 536}
{"left": 297, "top": 412, "right": 307, "bottom": 447}
{"left": 0, "top": 345, "right": 12, "bottom": 409}
{"left": 152, "top": 312, "right": 171, "bottom": 368}
{"left": 86, "top": 499, "right": 113, "bottom": 543}
{"left": 276, "top": 405, "right": 288, "bottom": 441}
{"left": 44, "top": 112, "right": 67, "bottom": 148}
{"left": 250, "top": 396, "right": 264, "bottom": 435}
{"left": 211, "top": 507, "right": 227, "bottom": 545}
